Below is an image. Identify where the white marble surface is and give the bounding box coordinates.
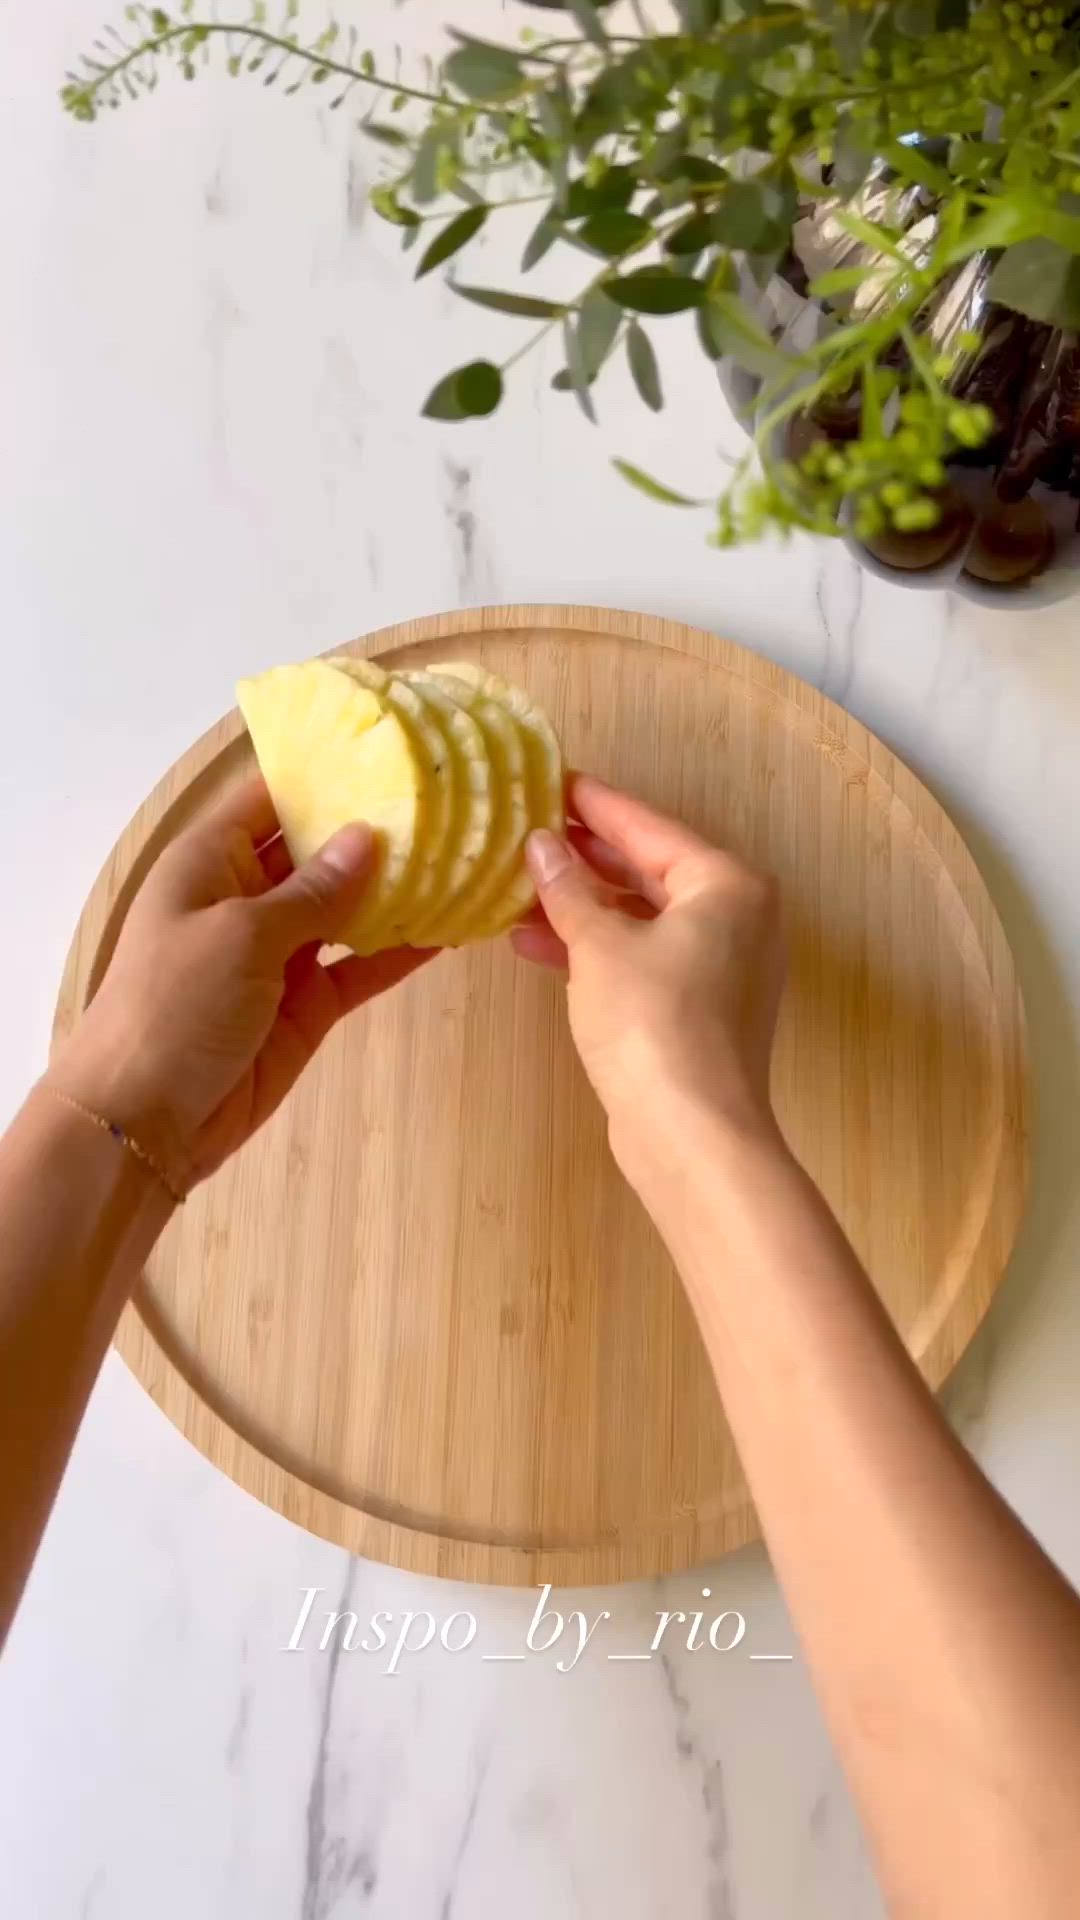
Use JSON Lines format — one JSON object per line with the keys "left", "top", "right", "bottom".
{"left": 3, "top": 3, "right": 1080, "bottom": 1915}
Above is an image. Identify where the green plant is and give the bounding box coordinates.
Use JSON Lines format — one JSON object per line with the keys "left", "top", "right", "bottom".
{"left": 62, "top": 1, "right": 1080, "bottom": 550}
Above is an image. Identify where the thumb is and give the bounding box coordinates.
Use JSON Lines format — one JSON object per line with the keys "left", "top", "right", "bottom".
{"left": 257, "top": 823, "right": 374, "bottom": 956}
{"left": 526, "top": 830, "right": 606, "bottom": 947}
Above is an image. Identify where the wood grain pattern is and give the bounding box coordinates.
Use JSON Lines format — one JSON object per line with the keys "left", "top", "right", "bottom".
{"left": 53, "top": 605, "right": 1029, "bottom": 1585}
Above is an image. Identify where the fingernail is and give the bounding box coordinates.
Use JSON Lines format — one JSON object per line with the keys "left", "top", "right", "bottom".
{"left": 320, "top": 822, "right": 373, "bottom": 877}
{"left": 526, "top": 829, "right": 571, "bottom": 885}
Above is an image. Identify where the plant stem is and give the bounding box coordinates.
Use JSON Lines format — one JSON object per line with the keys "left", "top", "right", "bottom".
{"left": 413, "top": 191, "right": 551, "bottom": 226}
{"left": 899, "top": 319, "right": 943, "bottom": 398}
{"left": 72, "top": 21, "right": 447, "bottom": 112}
{"left": 501, "top": 316, "right": 562, "bottom": 374}
{"left": 1034, "top": 60, "right": 1080, "bottom": 113}
{"left": 497, "top": 204, "right": 700, "bottom": 379}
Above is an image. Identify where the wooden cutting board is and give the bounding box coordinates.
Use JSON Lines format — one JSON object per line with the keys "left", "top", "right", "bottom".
{"left": 55, "top": 605, "right": 1028, "bottom": 1585}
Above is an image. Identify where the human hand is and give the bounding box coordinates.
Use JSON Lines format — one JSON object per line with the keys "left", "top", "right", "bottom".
{"left": 513, "top": 775, "right": 786, "bottom": 1192}
{"left": 48, "top": 777, "right": 433, "bottom": 1194}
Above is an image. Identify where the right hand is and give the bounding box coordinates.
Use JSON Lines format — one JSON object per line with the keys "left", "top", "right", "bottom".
{"left": 512, "top": 776, "right": 786, "bottom": 1192}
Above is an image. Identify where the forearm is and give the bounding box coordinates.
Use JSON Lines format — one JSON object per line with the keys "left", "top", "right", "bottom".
{"left": 0, "top": 1085, "right": 173, "bottom": 1643}
{"left": 641, "top": 1097, "right": 1080, "bottom": 1918}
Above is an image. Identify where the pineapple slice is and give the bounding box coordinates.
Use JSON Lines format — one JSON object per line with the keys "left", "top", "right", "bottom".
{"left": 235, "top": 660, "right": 427, "bottom": 953}
{"left": 399, "top": 669, "right": 495, "bottom": 945}
{"left": 238, "top": 653, "right": 565, "bottom": 954}
{"left": 328, "top": 657, "right": 452, "bottom": 943}
{"left": 430, "top": 662, "right": 565, "bottom": 937}
{"left": 408, "top": 671, "right": 529, "bottom": 946}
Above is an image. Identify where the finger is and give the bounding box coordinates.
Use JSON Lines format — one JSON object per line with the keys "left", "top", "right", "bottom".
{"left": 525, "top": 831, "right": 610, "bottom": 948}
{"left": 322, "top": 944, "right": 438, "bottom": 1016}
{"left": 568, "top": 774, "right": 712, "bottom": 892}
{"left": 510, "top": 922, "right": 569, "bottom": 971}
{"left": 568, "top": 825, "right": 665, "bottom": 909}
{"left": 208, "top": 773, "right": 281, "bottom": 849}
{"left": 520, "top": 889, "right": 654, "bottom": 945}
{"left": 254, "top": 823, "right": 375, "bottom": 959}
{"left": 259, "top": 834, "right": 295, "bottom": 888}
{"left": 517, "top": 897, "right": 549, "bottom": 928}
{"left": 150, "top": 776, "right": 282, "bottom": 913}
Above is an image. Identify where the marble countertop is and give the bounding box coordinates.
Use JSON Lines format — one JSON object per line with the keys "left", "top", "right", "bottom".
{"left": 3, "top": 4, "right": 1080, "bottom": 1915}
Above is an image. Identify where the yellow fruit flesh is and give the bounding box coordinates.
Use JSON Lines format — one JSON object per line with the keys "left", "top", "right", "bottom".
{"left": 413, "top": 673, "right": 529, "bottom": 945}
{"left": 236, "top": 660, "right": 425, "bottom": 954}
{"left": 237, "top": 655, "right": 565, "bottom": 953}
{"left": 400, "top": 671, "right": 495, "bottom": 944}
{"left": 329, "top": 658, "right": 452, "bottom": 942}
{"left": 429, "top": 662, "right": 565, "bottom": 938}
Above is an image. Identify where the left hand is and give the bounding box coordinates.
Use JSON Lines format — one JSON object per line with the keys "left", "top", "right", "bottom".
{"left": 47, "top": 777, "right": 434, "bottom": 1194}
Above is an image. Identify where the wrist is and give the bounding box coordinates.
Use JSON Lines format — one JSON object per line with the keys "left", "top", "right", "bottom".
{"left": 610, "top": 1077, "right": 791, "bottom": 1226}
{"left": 44, "top": 1025, "right": 190, "bottom": 1203}
{"left": 26, "top": 1081, "right": 180, "bottom": 1238}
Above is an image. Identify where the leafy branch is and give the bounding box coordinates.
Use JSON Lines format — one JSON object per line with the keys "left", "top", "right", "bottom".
{"left": 62, "top": 3, "right": 448, "bottom": 119}
{"left": 62, "top": 0, "right": 1080, "bottom": 558}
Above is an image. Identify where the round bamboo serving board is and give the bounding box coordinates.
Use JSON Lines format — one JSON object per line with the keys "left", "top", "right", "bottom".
{"left": 55, "top": 605, "right": 1028, "bottom": 1585}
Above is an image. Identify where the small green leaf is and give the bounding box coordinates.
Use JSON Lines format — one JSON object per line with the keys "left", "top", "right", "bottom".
{"left": 698, "top": 293, "right": 788, "bottom": 378}
{"left": 626, "top": 323, "right": 663, "bottom": 411}
{"left": 521, "top": 208, "right": 561, "bottom": 273}
{"left": 564, "top": 167, "right": 636, "bottom": 218}
{"left": 576, "top": 210, "right": 650, "bottom": 257}
{"left": 836, "top": 210, "right": 907, "bottom": 262}
{"left": 605, "top": 271, "right": 705, "bottom": 314}
{"left": 612, "top": 458, "right": 702, "bottom": 507}
{"left": 553, "top": 292, "right": 622, "bottom": 401}
{"left": 363, "top": 123, "right": 410, "bottom": 149}
{"left": 444, "top": 41, "right": 524, "bottom": 102}
{"left": 577, "top": 289, "right": 622, "bottom": 379}
{"left": 412, "top": 125, "right": 454, "bottom": 206}
{"left": 563, "top": 316, "right": 597, "bottom": 423}
{"left": 692, "top": 298, "right": 727, "bottom": 361}
{"left": 947, "top": 140, "right": 1000, "bottom": 184}
{"left": 537, "top": 85, "right": 572, "bottom": 212}
{"left": 574, "top": 64, "right": 640, "bottom": 162}
{"left": 371, "top": 184, "right": 420, "bottom": 229}
{"left": 808, "top": 266, "right": 870, "bottom": 299}
{"left": 664, "top": 211, "right": 715, "bottom": 257}
{"left": 453, "top": 284, "right": 566, "bottom": 319}
{"left": 990, "top": 238, "right": 1080, "bottom": 327}
{"left": 669, "top": 248, "right": 704, "bottom": 278}
{"left": 831, "top": 117, "right": 875, "bottom": 198}
{"left": 939, "top": 195, "right": 1046, "bottom": 265}
{"left": 711, "top": 182, "right": 771, "bottom": 251}
{"left": 880, "top": 140, "right": 951, "bottom": 197}
{"left": 566, "top": 0, "right": 609, "bottom": 50}
{"left": 652, "top": 152, "right": 727, "bottom": 187}
{"left": 422, "top": 360, "right": 503, "bottom": 422}
{"left": 454, "top": 360, "right": 504, "bottom": 418}
{"left": 672, "top": 0, "right": 723, "bottom": 27}
{"left": 416, "top": 205, "right": 488, "bottom": 279}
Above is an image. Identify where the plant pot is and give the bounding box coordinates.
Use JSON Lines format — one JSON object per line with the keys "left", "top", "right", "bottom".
{"left": 718, "top": 272, "right": 1080, "bottom": 606}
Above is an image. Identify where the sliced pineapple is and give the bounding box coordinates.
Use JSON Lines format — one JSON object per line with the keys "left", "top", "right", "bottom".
{"left": 236, "top": 660, "right": 427, "bottom": 953}
{"left": 398, "top": 669, "right": 495, "bottom": 944}
{"left": 328, "top": 657, "right": 453, "bottom": 943}
{"left": 408, "top": 671, "right": 529, "bottom": 946}
{"left": 238, "top": 653, "right": 565, "bottom": 954}
{"left": 430, "top": 661, "right": 565, "bottom": 937}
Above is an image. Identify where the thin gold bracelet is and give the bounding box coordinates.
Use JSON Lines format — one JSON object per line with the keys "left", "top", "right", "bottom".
{"left": 45, "top": 1087, "right": 187, "bottom": 1207}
